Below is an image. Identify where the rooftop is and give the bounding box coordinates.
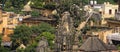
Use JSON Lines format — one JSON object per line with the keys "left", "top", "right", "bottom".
{"left": 22, "top": 16, "right": 56, "bottom": 22}
{"left": 80, "top": 37, "right": 108, "bottom": 51}
{"left": 106, "top": 18, "right": 120, "bottom": 24}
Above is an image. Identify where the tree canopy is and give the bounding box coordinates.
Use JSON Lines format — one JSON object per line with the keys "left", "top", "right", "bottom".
{"left": 11, "top": 25, "right": 32, "bottom": 49}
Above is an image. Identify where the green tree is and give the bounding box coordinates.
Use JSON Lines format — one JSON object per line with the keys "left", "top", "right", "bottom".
{"left": 3, "top": 0, "right": 29, "bottom": 13}
{"left": 31, "top": 10, "right": 40, "bottom": 17}
{"left": 30, "top": 0, "right": 45, "bottom": 9}
{"left": 24, "top": 42, "right": 37, "bottom": 52}
{"left": 11, "top": 25, "right": 32, "bottom": 49}
{"left": 36, "top": 32, "right": 55, "bottom": 48}
{"left": 31, "top": 22, "right": 55, "bottom": 34}
{"left": 0, "top": 46, "right": 10, "bottom": 52}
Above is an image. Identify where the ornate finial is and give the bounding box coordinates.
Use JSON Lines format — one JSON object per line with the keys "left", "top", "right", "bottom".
{"left": 27, "top": 1, "right": 31, "bottom": 5}
{"left": 22, "top": 1, "right": 32, "bottom": 11}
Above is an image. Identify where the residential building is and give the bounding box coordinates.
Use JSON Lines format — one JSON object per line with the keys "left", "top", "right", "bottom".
{"left": 86, "top": 26, "right": 113, "bottom": 43}
{"left": 84, "top": 2, "right": 118, "bottom": 25}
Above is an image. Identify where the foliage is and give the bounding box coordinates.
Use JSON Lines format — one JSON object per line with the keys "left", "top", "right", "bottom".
{"left": 31, "top": 22, "right": 55, "bottom": 34}
{"left": 3, "top": 0, "right": 29, "bottom": 13}
{"left": 31, "top": 10, "right": 40, "bottom": 17}
{"left": 31, "top": 0, "right": 57, "bottom": 9}
{"left": 16, "top": 48, "right": 25, "bottom": 52}
{"left": 36, "top": 32, "right": 55, "bottom": 49}
{"left": 24, "top": 42, "right": 37, "bottom": 52}
{"left": 30, "top": 0, "right": 45, "bottom": 9}
{"left": 44, "top": 3, "right": 56, "bottom": 10}
{"left": 11, "top": 25, "right": 33, "bottom": 49}
{"left": 0, "top": 34, "right": 10, "bottom": 52}
{"left": 0, "top": 46, "right": 10, "bottom": 52}
{"left": 11, "top": 0, "right": 29, "bottom": 9}
{"left": 38, "top": 22, "right": 55, "bottom": 33}
{"left": 11, "top": 23, "right": 55, "bottom": 52}
{"left": 117, "top": 44, "right": 120, "bottom": 50}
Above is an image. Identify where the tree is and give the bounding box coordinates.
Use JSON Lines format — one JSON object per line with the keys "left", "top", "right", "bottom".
{"left": 31, "top": 22, "right": 55, "bottom": 34}
{"left": 36, "top": 32, "right": 55, "bottom": 49}
{"left": 24, "top": 42, "right": 37, "bottom": 52}
{"left": 30, "top": 0, "right": 45, "bottom": 9}
{"left": 0, "top": 46, "right": 10, "bottom": 52}
{"left": 11, "top": 25, "right": 32, "bottom": 49}
{"left": 31, "top": 10, "right": 40, "bottom": 17}
{"left": 3, "top": 0, "right": 29, "bottom": 13}
{"left": 11, "top": 0, "right": 29, "bottom": 9}
{"left": 30, "top": 0, "right": 57, "bottom": 9}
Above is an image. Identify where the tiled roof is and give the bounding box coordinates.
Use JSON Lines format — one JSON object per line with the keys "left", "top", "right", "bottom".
{"left": 80, "top": 37, "right": 108, "bottom": 51}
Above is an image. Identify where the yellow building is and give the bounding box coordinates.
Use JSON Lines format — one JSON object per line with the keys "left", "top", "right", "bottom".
{"left": 86, "top": 2, "right": 118, "bottom": 25}
{"left": 86, "top": 26, "right": 113, "bottom": 43}
{"left": 101, "top": 2, "right": 118, "bottom": 25}
{"left": 0, "top": 9, "right": 19, "bottom": 35}
{"left": 102, "top": 2, "right": 118, "bottom": 18}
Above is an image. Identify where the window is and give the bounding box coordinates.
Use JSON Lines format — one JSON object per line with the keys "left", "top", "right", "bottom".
{"left": 2, "top": 28, "right": 5, "bottom": 33}
{"left": 115, "top": 9, "right": 117, "bottom": 14}
{"left": 109, "top": 9, "right": 112, "bottom": 15}
{"left": 99, "top": 12, "right": 102, "bottom": 14}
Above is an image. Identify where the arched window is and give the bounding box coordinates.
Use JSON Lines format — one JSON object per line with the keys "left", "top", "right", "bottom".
{"left": 99, "top": 12, "right": 102, "bottom": 14}
{"left": 115, "top": 9, "right": 117, "bottom": 14}
{"left": 109, "top": 9, "right": 112, "bottom": 15}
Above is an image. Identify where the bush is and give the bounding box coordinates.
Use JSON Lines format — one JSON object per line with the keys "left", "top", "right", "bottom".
{"left": 31, "top": 10, "right": 40, "bottom": 17}
{"left": 44, "top": 3, "right": 56, "bottom": 10}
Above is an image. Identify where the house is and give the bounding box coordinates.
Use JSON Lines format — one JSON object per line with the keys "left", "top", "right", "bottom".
{"left": 86, "top": 26, "right": 113, "bottom": 43}
{"left": 80, "top": 36, "right": 108, "bottom": 52}
{"left": 95, "top": 2, "right": 118, "bottom": 25}
{"left": 84, "top": 2, "right": 118, "bottom": 25}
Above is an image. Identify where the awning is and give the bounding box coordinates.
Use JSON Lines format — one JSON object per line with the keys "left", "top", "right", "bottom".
{"left": 107, "top": 33, "right": 120, "bottom": 41}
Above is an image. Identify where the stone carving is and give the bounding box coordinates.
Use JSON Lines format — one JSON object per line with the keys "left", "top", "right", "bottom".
{"left": 55, "top": 11, "right": 75, "bottom": 52}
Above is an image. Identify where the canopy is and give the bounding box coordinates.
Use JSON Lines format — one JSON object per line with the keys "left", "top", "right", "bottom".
{"left": 107, "top": 33, "right": 120, "bottom": 41}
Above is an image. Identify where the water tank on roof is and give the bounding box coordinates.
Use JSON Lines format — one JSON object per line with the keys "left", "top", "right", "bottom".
{"left": 18, "top": 17, "right": 23, "bottom": 21}
{"left": 90, "top": 0, "right": 97, "bottom": 5}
